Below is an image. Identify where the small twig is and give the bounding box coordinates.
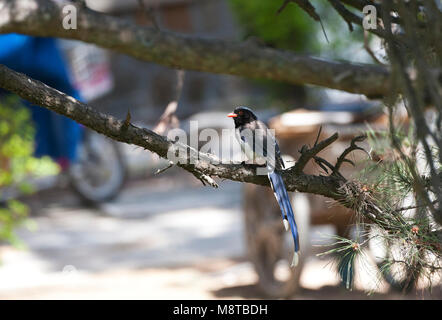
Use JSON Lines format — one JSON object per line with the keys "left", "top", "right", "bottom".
{"left": 363, "top": 31, "right": 385, "bottom": 65}
{"left": 396, "top": 200, "right": 438, "bottom": 212}
{"left": 314, "top": 125, "right": 322, "bottom": 147}
{"left": 120, "top": 109, "right": 132, "bottom": 132}
{"left": 294, "top": 132, "right": 339, "bottom": 174}
{"left": 391, "top": 259, "right": 442, "bottom": 271}
{"left": 328, "top": 0, "right": 354, "bottom": 32}
{"left": 137, "top": 0, "right": 160, "bottom": 30}
{"left": 153, "top": 70, "right": 185, "bottom": 135}
{"left": 333, "top": 135, "right": 368, "bottom": 174}
{"left": 313, "top": 156, "right": 336, "bottom": 175}
{"left": 276, "top": 0, "right": 291, "bottom": 14}
{"left": 189, "top": 170, "right": 219, "bottom": 188}
{"left": 277, "top": 0, "right": 329, "bottom": 43}
{"left": 155, "top": 161, "right": 174, "bottom": 175}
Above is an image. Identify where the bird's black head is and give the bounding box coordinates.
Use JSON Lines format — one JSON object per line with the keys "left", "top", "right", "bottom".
{"left": 227, "top": 106, "right": 258, "bottom": 128}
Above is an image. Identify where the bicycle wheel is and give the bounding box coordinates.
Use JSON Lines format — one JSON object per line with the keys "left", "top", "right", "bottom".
{"left": 69, "top": 130, "right": 127, "bottom": 205}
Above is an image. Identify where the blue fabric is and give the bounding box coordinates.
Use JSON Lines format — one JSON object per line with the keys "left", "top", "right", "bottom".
{"left": 0, "top": 34, "right": 83, "bottom": 162}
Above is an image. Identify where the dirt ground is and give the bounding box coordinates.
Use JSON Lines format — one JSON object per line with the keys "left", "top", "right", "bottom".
{"left": 0, "top": 170, "right": 440, "bottom": 300}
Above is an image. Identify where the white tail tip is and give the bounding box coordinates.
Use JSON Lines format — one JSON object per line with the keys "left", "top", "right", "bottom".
{"left": 283, "top": 219, "right": 289, "bottom": 231}
{"left": 291, "top": 252, "right": 300, "bottom": 268}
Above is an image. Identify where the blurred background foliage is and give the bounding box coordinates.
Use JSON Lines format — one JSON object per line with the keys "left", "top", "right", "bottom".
{"left": 228, "top": 0, "right": 319, "bottom": 52}
{"left": 228, "top": 0, "right": 374, "bottom": 111}
{"left": 228, "top": 0, "right": 369, "bottom": 58}
{"left": 0, "top": 97, "right": 58, "bottom": 248}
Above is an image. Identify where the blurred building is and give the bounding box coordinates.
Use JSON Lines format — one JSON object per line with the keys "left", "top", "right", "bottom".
{"left": 78, "top": 0, "right": 254, "bottom": 123}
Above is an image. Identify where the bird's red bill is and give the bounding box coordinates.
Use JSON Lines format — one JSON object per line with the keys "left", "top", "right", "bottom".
{"left": 227, "top": 112, "right": 237, "bottom": 118}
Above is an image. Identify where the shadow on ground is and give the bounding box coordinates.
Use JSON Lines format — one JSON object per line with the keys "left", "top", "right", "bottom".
{"left": 211, "top": 283, "right": 442, "bottom": 300}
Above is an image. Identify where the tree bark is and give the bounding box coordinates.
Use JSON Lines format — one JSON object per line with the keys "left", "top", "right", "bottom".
{"left": 0, "top": 63, "right": 349, "bottom": 201}
{"left": 0, "top": 0, "right": 390, "bottom": 98}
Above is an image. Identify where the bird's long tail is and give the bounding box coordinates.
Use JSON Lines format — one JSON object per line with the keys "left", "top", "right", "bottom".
{"left": 268, "top": 171, "right": 300, "bottom": 267}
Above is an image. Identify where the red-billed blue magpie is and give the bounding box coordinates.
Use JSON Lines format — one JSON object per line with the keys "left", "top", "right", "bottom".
{"left": 228, "top": 106, "right": 300, "bottom": 267}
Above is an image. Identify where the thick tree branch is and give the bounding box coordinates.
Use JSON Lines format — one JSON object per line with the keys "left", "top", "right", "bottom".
{"left": 0, "top": 63, "right": 352, "bottom": 201}
{"left": 3, "top": 63, "right": 440, "bottom": 254}
{"left": 0, "top": 0, "right": 391, "bottom": 98}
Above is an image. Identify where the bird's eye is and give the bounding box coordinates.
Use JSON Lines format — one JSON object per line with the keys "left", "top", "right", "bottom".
{"left": 239, "top": 111, "right": 244, "bottom": 115}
